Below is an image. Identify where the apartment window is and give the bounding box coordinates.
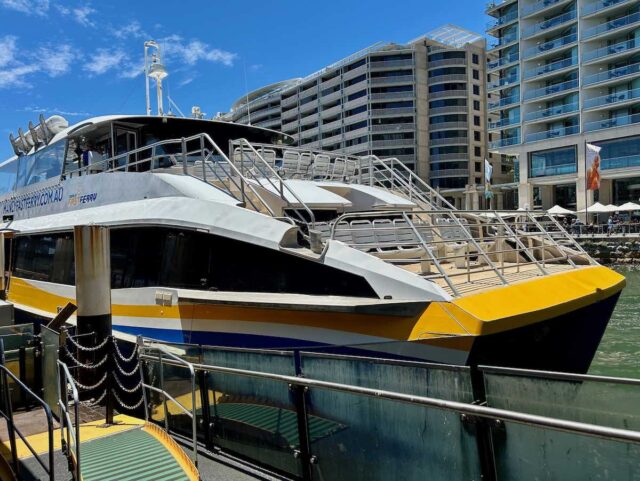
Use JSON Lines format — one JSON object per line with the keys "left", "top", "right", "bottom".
{"left": 474, "top": 146, "right": 481, "bottom": 157}
{"left": 473, "top": 100, "right": 480, "bottom": 111}
{"left": 475, "top": 162, "right": 481, "bottom": 172}
{"left": 472, "top": 54, "right": 479, "bottom": 65}
{"left": 474, "top": 116, "right": 481, "bottom": 126}
{"left": 529, "top": 146, "right": 577, "bottom": 178}
{"left": 473, "top": 69, "right": 479, "bottom": 80}
{"left": 475, "top": 177, "right": 481, "bottom": 184}
{"left": 474, "top": 131, "right": 481, "bottom": 142}
{"left": 473, "top": 85, "right": 480, "bottom": 96}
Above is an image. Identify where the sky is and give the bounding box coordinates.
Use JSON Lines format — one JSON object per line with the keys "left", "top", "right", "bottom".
{"left": 0, "top": 0, "right": 489, "bottom": 160}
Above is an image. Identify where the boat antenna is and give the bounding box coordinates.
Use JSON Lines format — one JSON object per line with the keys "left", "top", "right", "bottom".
{"left": 168, "top": 94, "right": 186, "bottom": 118}
{"left": 144, "top": 40, "right": 169, "bottom": 116}
{"left": 243, "top": 60, "right": 251, "bottom": 125}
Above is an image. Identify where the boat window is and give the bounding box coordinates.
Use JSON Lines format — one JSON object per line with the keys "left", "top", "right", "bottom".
{"left": 12, "top": 233, "right": 75, "bottom": 285}
{"left": 16, "top": 141, "right": 65, "bottom": 188}
{"left": 111, "top": 227, "right": 377, "bottom": 297}
{"left": 0, "top": 160, "right": 17, "bottom": 195}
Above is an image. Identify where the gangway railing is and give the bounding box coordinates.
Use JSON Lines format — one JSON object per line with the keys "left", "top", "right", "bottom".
{"left": 327, "top": 209, "right": 593, "bottom": 296}
{"left": 57, "top": 360, "right": 80, "bottom": 481}
{"left": 0, "top": 339, "right": 55, "bottom": 481}
{"left": 138, "top": 341, "right": 198, "bottom": 468}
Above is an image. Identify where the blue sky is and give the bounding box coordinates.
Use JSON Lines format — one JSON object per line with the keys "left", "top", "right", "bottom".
{"left": 0, "top": 0, "right": 489, "bottom": 160}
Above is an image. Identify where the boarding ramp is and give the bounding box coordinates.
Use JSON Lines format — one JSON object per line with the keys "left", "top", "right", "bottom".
{"left": 134, "top": 337, "right": 640, "bottom": 481}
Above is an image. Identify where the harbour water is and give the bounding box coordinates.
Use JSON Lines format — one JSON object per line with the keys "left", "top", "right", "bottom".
{"left": 590, "top": 266, "right": 640, "bottom": 379}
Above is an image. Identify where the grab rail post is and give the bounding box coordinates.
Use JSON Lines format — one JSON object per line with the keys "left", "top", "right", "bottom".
{"left": 182, "top": 137, "right": 188, "bottom": 175}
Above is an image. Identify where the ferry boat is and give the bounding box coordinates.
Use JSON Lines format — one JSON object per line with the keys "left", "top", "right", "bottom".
{"left": 0, "top": 112, "right": 625, "bottom": 373}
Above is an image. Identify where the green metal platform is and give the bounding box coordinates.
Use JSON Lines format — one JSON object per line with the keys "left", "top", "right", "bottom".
{"left": 79, "top": 427, "right": 191, "bottom": 481}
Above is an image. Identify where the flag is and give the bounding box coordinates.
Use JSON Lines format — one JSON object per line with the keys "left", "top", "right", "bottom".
{"left": 586, "top": 143, "right": 601, "bottom": 191}
{"left": 484, "top": 159, "right": 493, "bottom": 184}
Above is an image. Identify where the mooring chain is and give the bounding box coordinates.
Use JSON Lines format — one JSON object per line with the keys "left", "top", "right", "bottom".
{"left": 62, "top": 345, "right": 109, "bottom": 370}
{"left": 112, "top": 389, "right": 145, "bottom": 410}
{"left": 113, "top": 357, "right": 140, "bottom": 377}
{"left": 112, "top": 338, "right": 139, "bottom": 363}
{"left": 66, "top": 335, "right": 110, "bottom": 353}
{"left": 78, "top": 389, "right": 108, "bottom": 408}
{"left": 113, "top": 371, "right": 143, "bottom": 394}
{"left": 71, "top": 372, "right": 108, "bottom": 391}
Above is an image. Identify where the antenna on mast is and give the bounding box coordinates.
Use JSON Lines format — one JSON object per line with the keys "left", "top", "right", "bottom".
{"left": 144, "top": 41, "right": 169, "bottom": 116}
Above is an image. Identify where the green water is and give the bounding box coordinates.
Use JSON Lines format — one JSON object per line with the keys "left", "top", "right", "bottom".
{"left": 589, "top": 266, "right": 640, "bottom": 378}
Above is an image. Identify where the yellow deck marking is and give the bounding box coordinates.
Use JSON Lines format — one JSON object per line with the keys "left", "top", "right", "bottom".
{"left": 143, "top": 422, "right": 199, "bottom": 481}
{"left": 0, "top": 414, "right": 144, "bottom": 461}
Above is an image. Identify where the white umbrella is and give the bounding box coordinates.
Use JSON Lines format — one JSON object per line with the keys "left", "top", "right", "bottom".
{"left": 617, "top": 201, "right": 640, "bottom": 211}
{"left": 576, "top": 202, "right": 609, "bottom": 214}
{"left": 547, "top": 205, "right": 574, "bottom": 215}
{"left": 604, "top": 204, "right": 619, "bottom": 212}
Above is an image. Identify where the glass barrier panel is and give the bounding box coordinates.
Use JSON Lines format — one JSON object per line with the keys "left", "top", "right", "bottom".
{"left": 307, "top": 386, "right": 482, "bottom": 481}
{"left": 493, "top": 420, "right": 640, "bottom": 480}
{"left": 483, "top": 371, "right": 640, "bottom": 430}
{"left": 41, "top": 326, "right": 60, "bottom": 414}
{"left": 300, "top": 352, "right": 475, "bottom": 403}
{"left": 201, "top": 347, "right": 302, "bottom": 478}
{"left": 0, "top": 323, "right": 34, "bottom": 351}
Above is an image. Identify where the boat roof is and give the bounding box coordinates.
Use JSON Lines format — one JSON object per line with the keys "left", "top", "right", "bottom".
{"left": 316, "top": 182, "right": 417, "bottom": 210}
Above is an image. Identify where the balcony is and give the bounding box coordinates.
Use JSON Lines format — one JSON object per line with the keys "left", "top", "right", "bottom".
{"left": 489, "top": 116, "right": 521, "bottom": 129}
{"left": 429, "top": 58, "right": 467, "bottom": 69}
{"left": 370, "top": 91, "right": 414, "bottom": 101}
{"left": 601, "top": 153, "right": 640, "bottom": 170}
{"left": 486, "top": 0, "right": 518, "bottom": 15}
{"left": 370, "top": 75, "right": 414, "bottom": 85}
{"left": 488, "top": 52, "right": 520, "bottom": 71}
{"left": 429, "top": 89, "right": 468, "bottom": 100}
{"left": 370, "top": 107, "right": 415, "bottom": 117}
{"left": 321, "top": 118, "right": 342, "bottom": 131}
{"left": 488, "top": 34, "right": 519, "bottom": 51}
{"left": 431, "top": 153, "right": 469, "bottom": 162}
{"left": 429, "top": 105, "right": 469, "bottom": 116}
{"left": 582, "top": 0, "right": 637, "bottom": 17}
{"left": 523, "top": 57, "right": 578, "bottom": 80}
{"left": 370, "top": 59, "right": 414, "bottom": 70}
{"left": 521, "top": 10, "right": 577, "bottom": 39}
{"left": 524, "top": 78, "right": 578, "bottom": 101}
{"left": 488, "top": 74, "right": 520, "bottom": 90}
{"left": 430, "top": 121, "right": 469, "bottom": 131}
{"left": 489, "top": 136, "right": 521, "bottom": 149}
{"left": 281, "top": 96, "right": 298, "bottom": 108}
{"left": 320, "top": 75, "right": 341, "bottom": 89}
{"left": 488, "top": 95, "right": 520, "bottom": 110}
{"left": 584, "top": 112, "right": 640, "bottom": 132}
{"left": 584, "top": 87, "right": 640, "bottom": 110}
{"left": 371, "top": 122, "right": 415, "bottom": 133}
{"left": 429, "top": 136, "right": 469, "bottom": 146}
{"left": 522, "top": 33, "right": 578, "bottom": 60}
{"left": 583, "top": 62, "right": 640, "bottom": 87}
{"left": 525, "top": 124, "right": 579, "bottom": 142}
{"left": 429, "top": 169, "right": 470, "bottom": 179}
{"left": 530, "top": 162, "right": 577, "bottom": 177}
{"left": 371, "top": 138, "right": 416, "bottom": 148}
{"left": 524, "top": 102, "right": 578, "bottom": 122}
{"left": 428, "top": 74, "right": 468, "bottom": 85}
{"left": 583, "top": 38, "right": 640, "bottom": 64}
{"left": 522, "top": 0, "right": 574, "bottom": 18}
{"left": 487, "top": 10, "right": 519, "bottom": 32}
{"left": 321, "top": 90, "right": 342, "bottom": 104}
{"left": 582, "top": 11, "right": 640, "bottom": 41}
{"left": 321, "top": 104, "right": 342, "bottom": 118}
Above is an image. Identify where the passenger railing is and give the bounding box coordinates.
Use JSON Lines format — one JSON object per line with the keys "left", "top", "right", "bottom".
{"left": 0, "top": 339, "right": 55, "bottom": 481}
{"left": 138, "top": 341, "right": 198, "bottom": 468}
{"left": 57, "top": 360, "right": 80, "bottom": 481}
{"left": 327, "top": 209, "right": 593, "bottom": 296}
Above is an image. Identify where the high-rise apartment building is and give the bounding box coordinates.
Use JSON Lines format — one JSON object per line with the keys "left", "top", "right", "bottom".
{"left": 487, "top": 0, "right": 640, "bottom": 210}
{"left": 222, "top": 25, "right": 512, "bottom": 208}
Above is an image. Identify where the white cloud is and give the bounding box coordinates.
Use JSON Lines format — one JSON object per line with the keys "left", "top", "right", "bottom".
{"left": 0, "top": 36, "right": 17, "bottom": 68}
{"left": 0, "top": 64, "right": 39, "bottom": 88}
{"left": 21, "top": 106, "right": 90, "bottom": 116}
{"left": 161, "top": 35, "right": 237, "bottom": 67}
{"left": 112, "top": 20, "right": 147, "bottom": 40}
{"left": 37, "top": 44, "right": 74, "bottom": 77}
{"left": 83, "top": 48, "right": 127, "bottom": 76}
{"left": 55, "top": 3, "right": 95, "bottom": 27}
{"left": 0, "top": 0, "right": 49, "bottom": 16}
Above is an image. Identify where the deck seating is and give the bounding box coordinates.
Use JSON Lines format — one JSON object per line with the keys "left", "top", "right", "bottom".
{"left": 345, "top": 159, "right": 358, "bottom": 179}
{"left": 350, "top": 220, "right": 376, "bottom": 251}
{"left": 232, "top": 147, "right": 258, "bottom": 172}
{"left": 282, "top": 150, "right": 300, "bottom": 175}
{"left": 313, "top": 154, "right": 331, "bottom": 179}
{"left": 333, "top": 221, "right": 353, "bottom": 244}
{"left": 332, "top": 157, "right": 347, "bottom": 179}
{"left": 260, "top": 149, "right": 277, "bottom": 167}
{"left": 299, "top": 153, "right": 314, "bottom": 176}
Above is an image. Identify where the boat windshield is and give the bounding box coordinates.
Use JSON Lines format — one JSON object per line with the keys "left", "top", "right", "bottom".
{"left": 0, "top": 140, "right": 65, "bottom": 196}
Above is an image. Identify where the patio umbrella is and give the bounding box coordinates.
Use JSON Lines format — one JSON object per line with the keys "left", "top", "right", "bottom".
{"left": 547, "top": 205, "right": 574, "bottom": 215}
{"left": 617, "top": 202, "right": 640, "bottom": 211}
{"left": 604, "top": 204, "right": 619, "bottom": 212}
{"left": 576, "top": 202, "right": 610, "bottom": 214}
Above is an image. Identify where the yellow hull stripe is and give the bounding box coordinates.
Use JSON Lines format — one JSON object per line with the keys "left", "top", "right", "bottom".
{"left": 6, "top": 265, "right": 625, "bottom": 343}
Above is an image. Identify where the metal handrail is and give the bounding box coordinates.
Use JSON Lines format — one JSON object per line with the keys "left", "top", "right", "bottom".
{"left": 0, "top": 340, "right": 55, "bottom": 481}
{"left": 138, "top": 340, "right": 198, "bottom": 468}
{"left": 139, "top": 353, "right": 640, "bottom": 445}
{"left": 57, "top": 360, "right": 80, "bottom": 481}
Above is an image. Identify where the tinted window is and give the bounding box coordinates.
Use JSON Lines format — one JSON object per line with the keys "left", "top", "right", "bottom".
{"left": 13, "top": 233, "right": 75, "bottom": 284}
{"left": 0, "top": 159, "right": 17, "bottom": 195}
{"left": 110, "top": 228, "right": 377, "bottom": 297}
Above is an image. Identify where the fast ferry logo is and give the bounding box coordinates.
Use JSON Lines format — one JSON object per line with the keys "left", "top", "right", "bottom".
{"left": 68, "top": 192, "right": 97, "bottom": 207}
